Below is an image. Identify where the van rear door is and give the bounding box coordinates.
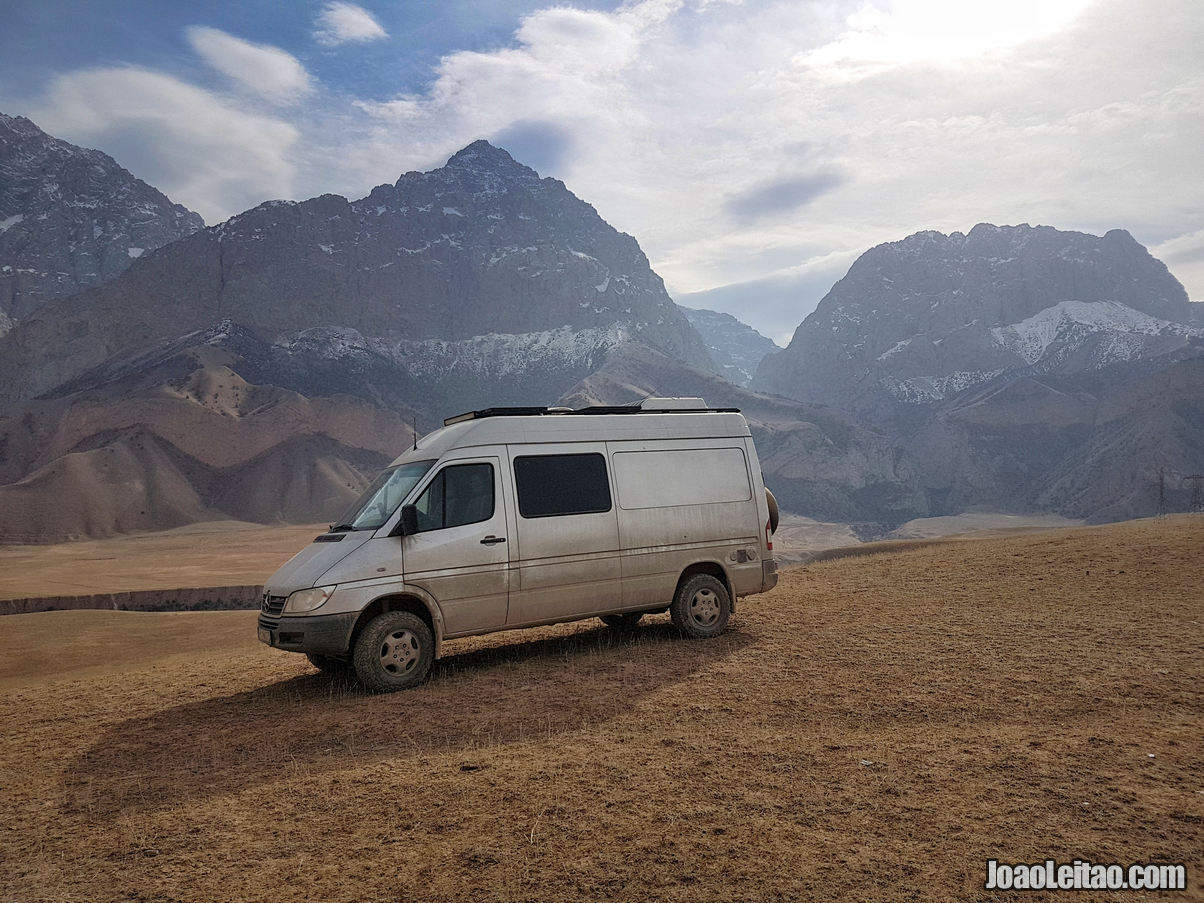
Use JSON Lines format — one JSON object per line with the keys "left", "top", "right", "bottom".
{"left": 505, "top": 443, "right": 621, "bottom": 625}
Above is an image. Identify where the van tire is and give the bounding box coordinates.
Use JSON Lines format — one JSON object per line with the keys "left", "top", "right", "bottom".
{"left": 765, "top": 487, "right": 779, "bottom": 534}
{"left": 671, "top": 574, "right": 731, "bottom": 638}
{"left": 351, "top": 611, "right": 434, "bottom": 693}
{"left": 600, "top": 612, "right": 643, "bottom": 630}
{"left": 306, "top": 652, "right": 349, "bottom": 673}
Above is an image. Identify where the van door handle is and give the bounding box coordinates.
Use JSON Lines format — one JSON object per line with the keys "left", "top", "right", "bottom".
{"left": 480, "top": 535, "right": 506, "bottom": 545}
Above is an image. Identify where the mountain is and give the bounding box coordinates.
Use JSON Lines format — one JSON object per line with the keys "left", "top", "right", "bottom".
{"left": 755, "top": 224, "right": 1196, "bottom": 414}
{"left": 678, "top": 306, "right": 780, "bottom": 386}
{"left": 0, "top": 113, "right": 204, "bottom": 321}
{"left": 0, "top": 140, "right": 736, "bottom": 541}
{"left": 0, "top": 140, "right": 711, "bottom": 402}
{"left": 754, "top": 224, "right": 1204, "bottom": 522}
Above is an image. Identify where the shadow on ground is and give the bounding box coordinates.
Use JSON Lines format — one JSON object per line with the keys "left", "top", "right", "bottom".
{"left": 65, "top": 622, "right": 749, "bottom": 815}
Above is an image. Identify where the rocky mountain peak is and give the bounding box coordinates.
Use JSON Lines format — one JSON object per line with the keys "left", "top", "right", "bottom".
{"left": 0, "top": 111, "right": 204, "bottom": 320}
{"left": 0, "top": 113, "right": 43, "bottom": 140}
{"left": 755, "top": 223, "right": 1198, "bottom": 411}
{"left": 445, "top": 139, "right": 528, "bottom": 172}
{"left": 0, "top": 133, "right": 713, "bottom": 401}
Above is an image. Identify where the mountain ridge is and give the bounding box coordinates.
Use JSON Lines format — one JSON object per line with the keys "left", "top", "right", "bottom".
{"left": 0, "top": 138, "right": 712, "bottom": 401}
{"left": 0, "top": 112, "right": 204, "bottom": 321}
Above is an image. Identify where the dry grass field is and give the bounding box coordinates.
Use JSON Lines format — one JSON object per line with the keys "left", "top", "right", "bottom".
{"left": 1, "top": 516, "right": 1201, "bottom": 902}
{"left": 0, "top": 520, "right": 325, "bottom": 600}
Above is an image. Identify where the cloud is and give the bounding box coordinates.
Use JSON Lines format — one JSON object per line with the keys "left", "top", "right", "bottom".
{"left": 799, "top": 0, "right": 1093, "bottom": 77}
{"left": 314, "top": 2, "right": 388, "bottom": 46}
{"left": 1153, "top": 229, "right": 1204, "bottom": 267}
{"left": 186, "top": 26, "right": 313, "bottom": 104}
{"left": 32, "top": 67, "right": 298, "bottom": 223}
{"left": 673, "top": 248, "right": 863, "bottom": 344}
{"left": 1152, "top": 229, "right": 1204, "bottom": 302}
{"left": 325, "top": 0, "right": 1203, "bottom": 336}
{"left": 491, "top": 120, "right": 573, "bottom": 176}
{"left": 725, "top": 172, "right": 845, "bottom": 221}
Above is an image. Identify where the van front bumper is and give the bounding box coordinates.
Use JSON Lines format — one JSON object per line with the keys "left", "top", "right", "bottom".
{"left": 257, "top": 610, "right": 358, "bottom": 657}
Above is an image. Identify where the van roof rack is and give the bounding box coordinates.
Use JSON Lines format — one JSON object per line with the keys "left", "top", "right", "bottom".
{"left": 443, "top": 397, "right": 739, "bottom": 426}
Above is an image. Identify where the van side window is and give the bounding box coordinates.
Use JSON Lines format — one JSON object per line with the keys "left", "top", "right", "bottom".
{"left": 413, "top": 463, "right": 495, "bottom": 532}
{"left": 513, "top": 453, "right": 611, "bottom": 518}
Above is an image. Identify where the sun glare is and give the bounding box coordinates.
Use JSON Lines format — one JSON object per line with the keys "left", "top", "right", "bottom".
{"left": 803, "top": 0, "right": 1094, "bottom": 72}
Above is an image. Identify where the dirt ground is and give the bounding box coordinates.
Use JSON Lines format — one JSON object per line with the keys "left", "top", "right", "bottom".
{"left": 1, "top": 516, "right": 1200, "bottom": 902}
{"left": 0, "top": 520, "right": 325, "bottom": 600}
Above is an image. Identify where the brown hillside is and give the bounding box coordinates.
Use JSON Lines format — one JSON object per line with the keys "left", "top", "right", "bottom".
{"left": 0, "top": 348, "right": 413, "bottom": 542}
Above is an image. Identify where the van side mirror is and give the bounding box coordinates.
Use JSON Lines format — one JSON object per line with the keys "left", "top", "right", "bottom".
{"left": 398, "top": 504, "right": 419, "bottom": 537}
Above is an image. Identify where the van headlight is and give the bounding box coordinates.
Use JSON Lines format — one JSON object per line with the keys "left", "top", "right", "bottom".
{"left": 283, "top": 586, "right": 334, "bottom": 613}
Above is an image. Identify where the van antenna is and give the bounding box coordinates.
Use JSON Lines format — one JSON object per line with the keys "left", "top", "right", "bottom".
{"left": 412, "top": 415, "right": 418, "bottom": 450}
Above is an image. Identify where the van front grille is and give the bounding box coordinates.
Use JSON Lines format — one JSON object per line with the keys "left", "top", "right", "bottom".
{"left": 261, "top": 593, "right": 286, "bottom": 617}
{"left": 258, "top": 615, "right": 280, "bottom": 632}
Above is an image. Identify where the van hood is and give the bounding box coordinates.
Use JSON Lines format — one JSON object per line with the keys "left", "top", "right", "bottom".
{"left": 264, "top": 531, "right": 374, "bottom": 596}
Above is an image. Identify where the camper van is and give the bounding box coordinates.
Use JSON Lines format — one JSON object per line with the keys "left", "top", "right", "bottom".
{"left": 258, "top": 397, "right": 780, "bottom": 691}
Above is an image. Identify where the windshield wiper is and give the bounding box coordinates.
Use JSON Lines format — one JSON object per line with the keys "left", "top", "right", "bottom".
{"left": 328, "top": 523, "right": 359, "bottom": 533}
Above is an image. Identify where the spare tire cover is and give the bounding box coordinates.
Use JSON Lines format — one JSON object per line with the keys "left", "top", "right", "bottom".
{"left": 765, "top": 487, "right": 779, "bottom": 534}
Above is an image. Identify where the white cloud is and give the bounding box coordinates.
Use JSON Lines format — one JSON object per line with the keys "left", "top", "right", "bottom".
{"left": 314, "top": 2, "right": 388, "bottom": 46}
{"left": 187, "top": 26, "right": 313, "bottom": 104}
{"left": 32, "top": 67, "right": 299, "bottom": 223}
{"left": 1152, "top": 229, "right": 1204, "bottom": 302}
{"left": 799, "top": 0, "right": 1093, "bottom": 77}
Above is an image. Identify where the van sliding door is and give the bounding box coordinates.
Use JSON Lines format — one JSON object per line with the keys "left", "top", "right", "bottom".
{"left": 505, "top": 443, "right": 621, "bottom": 626}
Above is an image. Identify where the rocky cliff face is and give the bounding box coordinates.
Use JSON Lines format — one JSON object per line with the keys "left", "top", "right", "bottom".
{"left": 755, "top": 224, "right": 1196, "bottom": 412}
{"left": 0, "top": 113, "right": 204, "bottom": 321}
{"left": 0, "top": 139, "right": 710, "bottom": 401}
{"left": 678, "top": 306, "right": 779, "bottom": 386}
{"left": 753, "top": 224, "right": 1204, "bottom": 522}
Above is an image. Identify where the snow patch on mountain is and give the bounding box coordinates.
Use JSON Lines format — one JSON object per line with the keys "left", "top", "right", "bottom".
{"left": 378, "top": 324, "right": 630, "bottom": 379}
{"left": 887, "top": 369, "right": 1006, "bottom": 403}
{"left": 278, "top": 323, "right": 631, "bottom": 381}
{"left": 991, "top": 300, "right": 1201, "bottom": 365}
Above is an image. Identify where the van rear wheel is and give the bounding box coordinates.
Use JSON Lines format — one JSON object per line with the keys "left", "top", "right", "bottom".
{"left": 600, "top": 612, "right": 643, "bottom": 630}
{"left": 352, "top": 611, "right": 434, "bottom": 693}
{"left": 671, "top": 574, "right": 731, "bottom": 638}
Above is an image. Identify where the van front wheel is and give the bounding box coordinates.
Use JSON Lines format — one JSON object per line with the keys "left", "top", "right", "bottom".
{"left": 352, "top": 611, "right": 434, "bottom": 693}
{"left": 671, "top": 574, "right": 731, "bottom": 638}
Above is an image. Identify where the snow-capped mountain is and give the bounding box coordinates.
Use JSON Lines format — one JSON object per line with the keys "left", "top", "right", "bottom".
{"left": 755, "top": 224, "right": 1195, "bottom": 410}
{"left": 678, "top": 306, "right": 780, "bottom": 386}
{"left": 754, "top": 224, "right": 1204, "bottom": 522}
{"left": 0, "top": 139, "right": 711, "bottom": 401}
{"left": 0, "top": 112, "right": 203, "bottom": 321}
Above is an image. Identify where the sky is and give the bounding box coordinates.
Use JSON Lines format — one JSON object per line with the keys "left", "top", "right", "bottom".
{"left": 1, "top": 0, "right": 1201, "bottom": 343}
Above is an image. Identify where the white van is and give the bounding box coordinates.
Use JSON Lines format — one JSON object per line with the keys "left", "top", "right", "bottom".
{"left": 259, "top": 397, "right": 780, "bottom": 691}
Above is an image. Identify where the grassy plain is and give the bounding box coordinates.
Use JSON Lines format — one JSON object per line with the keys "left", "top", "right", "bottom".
{"left": 0, "top": 520, "right": 324, "bottom": 600}
{"left": 1, "top": 516, "right": 1200, "bottom": 901}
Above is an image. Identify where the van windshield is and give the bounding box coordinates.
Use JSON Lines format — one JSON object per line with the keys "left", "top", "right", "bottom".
{"left": 333, "top": 460, "right": 435, "bottom": 531}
